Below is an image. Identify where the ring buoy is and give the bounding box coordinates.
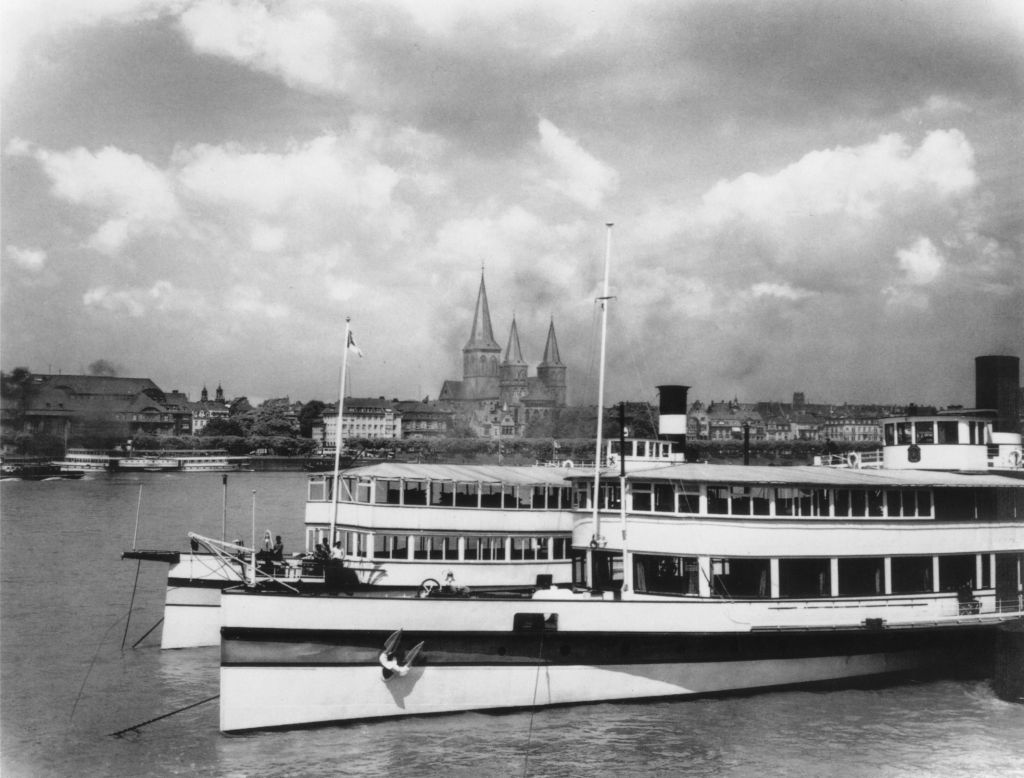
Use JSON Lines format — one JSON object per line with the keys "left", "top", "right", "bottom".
{"left": 1010, "top": 450, "right": 1022, "bottom": 468}
{"left": 847, "top": 452, "right": 861, "bottom": 468}
{"left": 589, "top": 538, "right": 599, "bottom": 549}
{"left": 562, "top": 460, "right": 574, "bottom": 468}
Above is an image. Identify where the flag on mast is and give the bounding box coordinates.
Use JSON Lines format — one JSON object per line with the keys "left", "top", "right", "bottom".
{"left": 347, "top": 330, "right": 363, "bottom": 357}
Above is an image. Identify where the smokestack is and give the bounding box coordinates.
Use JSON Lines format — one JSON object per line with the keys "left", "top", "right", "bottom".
{"left": 975, "top": 355, "right": 1020, "bottom": 433}
{"left": 657, "top": 385, "right": 689, "bottom": 451}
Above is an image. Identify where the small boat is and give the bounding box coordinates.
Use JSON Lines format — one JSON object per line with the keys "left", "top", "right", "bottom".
{"left": 0, "top": 460, "right": 84, "bottom": 480}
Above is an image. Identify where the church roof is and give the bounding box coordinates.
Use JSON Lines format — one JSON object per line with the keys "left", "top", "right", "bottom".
{"left": 503, "top": 317, "right": 526, "bottom": 365}
{"left": 464, "top": 272, "right": 501, "bottom": 352}
{"left": 540, "top": 319, "right": 562, "bottom": 366}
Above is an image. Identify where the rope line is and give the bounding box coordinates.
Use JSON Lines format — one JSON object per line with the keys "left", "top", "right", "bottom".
{"left": 522, "top": 629, "right": 546, "bottom": 778}
{"left": 71, "top": 613, "right": 128, "bottom": 720}
{"left": 109, "top": 694, "right": 219, "bottom": 738}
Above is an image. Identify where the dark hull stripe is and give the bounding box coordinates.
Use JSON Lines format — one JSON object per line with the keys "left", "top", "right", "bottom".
{"left": 221, "top": 624, "right": 996, "bottom": 669}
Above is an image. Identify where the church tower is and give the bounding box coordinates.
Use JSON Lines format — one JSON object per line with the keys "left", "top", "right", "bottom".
{"left": 201, "top": 386, "right": 209, "bottom": 403}
{"left": 499, "top": 317, "right": 529, "bottom": 407}
{"left": 462, "top": 272, "right": 501, "bottom": 399}
{"left": 537, "top": 318, "right": 567, "bottom": 406}
{"left": 215, "top": 383, "right": 225, "bottom": 404}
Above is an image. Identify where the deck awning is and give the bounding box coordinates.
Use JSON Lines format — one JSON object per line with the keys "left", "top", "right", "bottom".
{"left": 569, "top": 463, "right": 1024, "bottom": 489}
{"left": 333, "top": 462, "right": 574, "bottom": 487}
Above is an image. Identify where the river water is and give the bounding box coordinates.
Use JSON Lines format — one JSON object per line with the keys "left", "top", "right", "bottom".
{"left": 2, "top": 472, "right": 1023, "bottom": 777}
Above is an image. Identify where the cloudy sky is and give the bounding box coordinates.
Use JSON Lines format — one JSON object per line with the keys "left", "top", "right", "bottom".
{"left": 2, "top": 1, "right": 1021, "bottom": 409}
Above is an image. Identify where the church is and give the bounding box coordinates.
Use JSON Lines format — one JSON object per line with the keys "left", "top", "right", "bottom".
{"left": 438, "top": 272, "right": 568, "bottom": 437}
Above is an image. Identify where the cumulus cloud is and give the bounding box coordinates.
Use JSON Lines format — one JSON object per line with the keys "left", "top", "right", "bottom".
{"left": 30, "top": 144, "right": 179, "bottom": 254}
{"left": 178, "top": 0, "right": 353, "bottom": 94}
{"left": 6, "top": 245, "right": 46, "bottom": 271}
{"left": 700, "top": 130, "right": 976, "bottom": 226}
{"left": 83, "top": 280, "right": 195, "bottom": 317}
{"left": 535, "top": 118, "right": 619, "bottom": 210}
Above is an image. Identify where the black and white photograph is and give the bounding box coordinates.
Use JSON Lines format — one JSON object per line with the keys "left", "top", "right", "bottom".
{"left": 2, "top": 1, "right": 1022, "bottom": 776}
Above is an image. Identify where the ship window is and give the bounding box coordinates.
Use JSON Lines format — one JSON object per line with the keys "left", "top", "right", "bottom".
{"left": 775, "top": 488, "right": 798, "bottom": 516}
{"left": 402, "top": 480, "right": 427, "bottom": 505}
{"left": 532, "top": 486, "right": 548, "bottom": 509}
{"left": 891, "top": 555, "right": 932, "bottom": 593}
{"left": 429, "top": 481, "right": 454, "bottom": 506}
{"left": 600, "top": 483, "right": 621, "bottom": 510}
{"left": 454, "top": 482, "right": 478, "bottom": 507}
{"left": 936, "top": 421, "right": 959, "bottom": 444}
{"left": 707, "top": 486, "right": 729, "bottom": 515}
{"left": 553, "top": 537, "right": 570, "bottom": 559}
{"left": 632, "top": 483, "right": 652, "bottom": 511}
{"left": 939, "top": 554, "right": 975, "bottom": 591}
{"left": 779, "top": 558, "right": 831, "bottom": 598}
{"left": 751, "top": 487, "right": 771, "bottom": 516}
{"left": 730, "top": 487, "right": 751, "bottom": 516}
{"left": 374, "top": 534, "right": 408, "bottom": 559}
{"left": 633, "top": 554, "right": 700, "bottom": 596}
{"left": 980, "top": 554, "right": 992, "bottom": 589}
{"left": 572, "top": 551, "right": 588, "bottom": 587}
{"left": 838, "top": 557, "right": 884, "bottom": 596}
{"left": 511, "top": 537, "right": 545, "bottom": 560}
{"left": 307, "top": 478, "right": 327, "bottom": 502}
{"left": 897, "top": 422, "right": 912, "bottom": 445}
{"left": 480, "top": 483, "right": 502, "bottom": 508}
{"left": 867, "top": 490, "right": 885, "bottom": 517}
{"left": 474, "top": 536, "right": 506, "bottom": 561}
{"left": 572, "top": 484, "right": 589, "bottom": 509}
{"left": 712, "top": 557, "right": 770, "bottom": 598}
{"left": 374, "top": 479, "right": 401, "bottom": 505}
{"left": 884, "top": 423, "right": 895, "bottom": 445}
{"left": 678, "top": 487, "right": 699, "bottom": 514}
{"left": 914, "top": 422, "right": 935, "bottom": 445}
{"left": 356, "top": 479, "right": 371, "bottom": 503}
{"left": 653, "top": 483, "right": 675, "bottom": 512}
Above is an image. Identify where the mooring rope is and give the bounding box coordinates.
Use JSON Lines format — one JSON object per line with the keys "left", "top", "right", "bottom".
{"left": 71, "top": 613, "right": 127, "bottom": 720}
{"left": 109, "top": 694, "right": 219, "bottom": 738}
{"left": 121, "top": 559, "right": 142, "bottom": 650}
{"left": 522, "top": 630, "right": 546, "bottom": 778}
{"left": 131, "top": 617, "right": 164, "bottom": 649}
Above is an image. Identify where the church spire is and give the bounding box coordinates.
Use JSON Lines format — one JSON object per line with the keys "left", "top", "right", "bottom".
{"left": 464, "top": 270, "right": 500, "bottom": 351}
{"left": 503, "top": 316, "right": 526, "bottom": 364}
{"left": 540, "top": 318, "right": 562, "bottom": 365}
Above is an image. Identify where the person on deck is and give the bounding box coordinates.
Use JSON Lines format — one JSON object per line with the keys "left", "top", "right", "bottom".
{"left": 271, "top": 536, "right": 284, "bottom": 560}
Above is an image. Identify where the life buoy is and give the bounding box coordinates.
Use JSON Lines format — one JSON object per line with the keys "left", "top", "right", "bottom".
{"left": 847, "top": 452, "right": 861, "bottom": 468}
{"left": 562, "top": 460, "right": 574, "bottom": 468}
{"left": 1009, "top": 449, "right": 1022, "bottom": 468}
{"left": 589, "top": 538, "right": 599, "bottom": 549}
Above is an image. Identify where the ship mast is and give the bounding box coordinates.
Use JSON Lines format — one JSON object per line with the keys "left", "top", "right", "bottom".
{"left": 328, "top": 317, "right": 353, "bottom": 547}
{"left": 591, "top": 223, "right": 614, "bottom": 557}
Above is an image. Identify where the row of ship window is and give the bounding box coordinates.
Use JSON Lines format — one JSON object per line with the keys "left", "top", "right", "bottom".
{"left": 586, "top": 551, "right": 999, "bottom": 598}
{"left": 309, "top": 530, "right": 571, "bottom": 561}
{"left": 311, "top": 477, "right": 1010, "bottom": 520}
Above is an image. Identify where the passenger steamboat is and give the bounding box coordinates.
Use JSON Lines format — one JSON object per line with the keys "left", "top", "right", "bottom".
{"left": 219, "top": 399, "right": 1024, "bottom": 731}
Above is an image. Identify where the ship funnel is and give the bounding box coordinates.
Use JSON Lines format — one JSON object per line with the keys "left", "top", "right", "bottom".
{"left": 657, "top": 385, "right": 689, "bottom": 450}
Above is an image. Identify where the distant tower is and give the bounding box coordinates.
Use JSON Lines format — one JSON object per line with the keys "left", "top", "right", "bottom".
{"left": 216, "top": 383, "right": 225, "bottom": 404}
{"left": 499, "top": 317, "right": 529, "bottom": 406}
{"left": 793, "top": 392, "right": 805, "bottom": 408}
{"left": 201, "top": 386, "right": 209, "bottom": 403}
{"left": 975, "top": 355, "right": 1020, "bottom": 433}
{"left": 462, "top": 272, "right": 501, "bottom": 399}
{"left": 537, "top": 318, "right": 567, "bottom": 406}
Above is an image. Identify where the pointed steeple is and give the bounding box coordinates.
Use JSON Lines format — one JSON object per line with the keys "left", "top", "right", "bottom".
{"left": 540, "top": 318, "right": 562, "bottom": 366}
{"left": 503, "top": 316, "right": 526, "bottom": 365}
{"left": 464, "top": 271, "right": 500, "bottom": 351}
